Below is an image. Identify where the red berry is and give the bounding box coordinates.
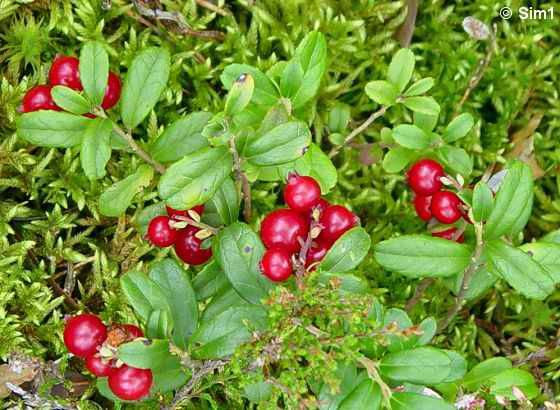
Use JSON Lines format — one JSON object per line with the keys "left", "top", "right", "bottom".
{"left": 431, "top": 191, "right": 463, "bottom": 224}
{"left": 49, "top": 56, "right": 82, "bottom": 90}
{"left": 174, "top": 226, "right": 212, "bottom": 265}
{"left": 101, "top": 71, "right": 121, "bottom": 110}
{"left": 85, "top": 354, "right": 114, "bottom": 377}
{"left": 407, "top": 159, "right": 444, "bottom": 196}
{"left": 432, "top": 227, "right": 464, "bottom": 243}
{"left": 305, "top": 240, "right": 330, "bottom": 268}
{"left": 319, "top": 205, "right": 358, "bottom": 244}
{"left": 260, "top": 248, "right": 293, "bottom": 282}
{"left": 166, "top": 205, "right": 205, "bottom": 219}
{"left": 260, "top": 209, "right": 309, "bottom": 253}
{"left": 122, "top": 324, "right": 144, "bottom": 339}
{"left": 147, "top": 216, "right": 177, "bottom": 247}
{"left": 283, "top": 174, "right": 321, "bottom": 212}
{"left": 303, "top": 198, "right": 330, "bottom": 222}
{"left": 108, "top": 365, "right": 152, "bottom": 401}
{"left": 22, "top": 85, "right": 61, "bottom": 112}
{"left": 63, "top": 314, "right": 107, "bottom": 358}
{"left": 413, "top": 195, "right": 432, "bottom": 221}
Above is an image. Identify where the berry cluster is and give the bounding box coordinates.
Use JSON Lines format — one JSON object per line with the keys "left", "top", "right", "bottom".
{"left": 63, "top": 314, "right": 152, "bottom": 401}
{"left": 259, "top": 174, "right": 359, "bottom": 282}
{"left": 407, "top": 159, "right": 467, "bottom": 242}
{"left": 22, "top": 55, "right": 121, "bottom": 114}
{"left": 146, "top": 205, "right": 212, "bottom": 266}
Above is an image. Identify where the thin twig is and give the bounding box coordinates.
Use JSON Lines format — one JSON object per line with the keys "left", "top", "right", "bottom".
{"left": 195, "top": 0, "right": 229, "bottom": 16}
{"left": 171, "top": 215, "right": 219, "bottom": 235}
{"left": 437, "top": 223, "right": 485, "bottom": 332}
{"left": 328, "top": 105, "right": 388, "bottom": 158}
{"left": 405, "top": 278, "right": 434, "bottom": 312}
{"left": 111, "top": 124, "right": 167, "bottom": 174}
{"left": 48, "top": 277, "right": 81, "bottom": 310}
{"left": 229, "top": 138, "right": 252, "bottom": 222}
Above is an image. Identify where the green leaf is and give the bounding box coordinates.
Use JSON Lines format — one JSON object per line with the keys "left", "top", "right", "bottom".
{"left": 121, "top": 47, "right": 170, "bottom": 129}
{"left": 437, "top": 146, "right": 472, "bottom": 177}
{"left": 489, "top": 369, "right": 538, "bottom": 400}
{"left": 151, "top": 362, "right": 188, "bottom": 394}
{"left": 485, "top": 161, "right": 534, "bottom": 240}
{"left": 117, "top": 339, "right": 172, "bottom": 370}
{"left": 225, "top": 73, "right": 255, "bottom": 116}
{"left": 417, "top": 317, "right": 437, "bottom": 346}
{"left": 146, "top": 309, "right": 173, "bottom": 340}
{"left": 404, "top": 77, "right": 434, "bottom": 97}
{"left": 201, "top": 287, "right": 249, "bottom": 322}
{"left": 328, "top": 102, "right": 351, "bottom": 133}
{"left": 414, "top": 112, "right": 439, "bottom": 132}
{"left": 520, "top": 242, "right": 560, "bottom": 283}
{"left": 440, "top": 350, "right": 467, "bottom": 382}
{"left": 97, "top": 378, "right": 121, "bottom": 402}
{"left": 472, "top": 181, "right": 494, "bottom": 222}
{"left": 391, "top": 392, "right": 454, "bottom": 410}
{"left": 374, "top": 235, "right": 471, "bottom": 278}
{"left": 158, "top": 146, "right": 233, "bottom": 210}
{"left": 463, "top": 357, "right": 512, "bottom": 391}
{"left": 150, "top": 112, "right": 211, "bottom": 163}
{"left": 80, "top": 117, "right": 112, "bottom": 180}
{"left": 316, "top": 272, "right": 369, "bottom": 294}
{"left": 382, "top": 146, "right": 415, "bottom": 173}
{"left": 245, "top": 121, "right": 311, "bottom": 166}
{"left": 380, "top": 347, "right": 454, "bottom": 385}
{"left": 294, "top": 144, "right": 337, "bottom": 194}
{"left": 383, "top": 308, "right": 415, "bottom": 353}
{"left": 213, "top": 223, "right": 274, "bottom": 304}
{"left": 192, "top": 260, "right": 230, "bottom": 301}
{"left": 17, "top": 111, "right": 90, "bottom": 147}
{"left": 203, "top": 177, "right": 240, "bottom": 226}
{"left": 486, "top": 240, "right": 554, "bottom": 299}
{"left": 392, "top": 124, "right": 431, "bottom": 149}
{"left": 149, "top": 259, "right": 198, "bottom": 349}
{"left": 120, "top": 270, "right": 170, "bottom": 321}
{"left": 364, "top": 80, "right": 399, "bottom": 106}
{"left": 402, "top": 96, "right": 440, "bottom": 116}
{"left": 221, "top": 64, "right": 279, "bottom": 108}
{"left": 318, "top": 227, "right": 371, "bottom": 273}
{"left": 443, "top": 113, "right": 474, "bottom": 142}
{"left": 387, "top": 48, "right": 415, "bottom": 93}
{"left": 51, "top": 86, "right": 90, "bottom": 115}
{"left": 542, "top": 229, "right": 560, "bottom": 244}
{"left": 79, "top": 41, "right": 109, "bottom": 106}
{"left": 99, "top": 165, "right": 153, "bottom": 217}
{"left": 339, "top": 379, "right": 381, "bottom": 410}
{"left": 444, "top": 266, "right": 497, "bottom": 301}
{"left": 280, "top": 60, "right": 304, "bottom": 99}
{"left": 191, "top": 306, "right": 267, "bottom": 359}
{"left": 244, "top": 382, "right": 273, "bottom": 403}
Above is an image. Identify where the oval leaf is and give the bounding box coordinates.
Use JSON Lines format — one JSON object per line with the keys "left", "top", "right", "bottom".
{"left": 365, "top": 80, "right": 398, "bottom": 106}
{"left": 402, "top": 96, "right": 440, "bottom": 116}
{"left": 380, "top": 347, "right": 453, "bottom": 385}
{"left": 388, "top": 48, "right": 415, "bottom": 93}
{"left": 443, "top": 113, "right": 474, "bottom": 142}
{"left": 51, "top": 86, "right": 90, "bottom": 115}
{"left": 318, "top": 227, "right": 371, "bottom": 273}
{"left": 17, "top": 111, "right": 90, "bottom": 148}
{"left": 79, "top": 41, "right": 109, "bottom": 106}
{"left": 294, "top": 143, "right": 337, "bottom": 194}
{"left": 80, "top": 117, "right": 112, "bottom": 180}
{"left": 392, "top": 124, "right": 431, "bottom": 150}
{"left": 120, "top": 270, "right": 170, "bottom": 321}
{"left": 99, "top": 165, "right": 153, "bottom": 217}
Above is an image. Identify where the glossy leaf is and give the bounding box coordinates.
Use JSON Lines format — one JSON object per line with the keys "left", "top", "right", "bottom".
{"left": 117, "top": 339, "right": 172, "bottom": 370}
{"left": 51, "top": 86, "right": 90, "bottom": 115}
{"left": 318, "top": 227, "right": 371, "bottom": 273}
{"left": 146, "top": 309, "right": 173, "bottom": 340}
{"left": 225, "top": 73, "right": 255, "bottom": 116}
{"left": 404, "top": 77, "right": 434, "bottom": 96}
{"left": 120, "top": 270, "right": 170, "bottom": 321}
{"left": 99, "top": 165, "right": 153, "bottom": 217}
{"left": 203, "top": 177, "right": 240, "bottom": 226}
{"left": 382, "top": 146, "right": 415, "bottom": 173}
{"left": 387, "top": 48, "right": 415, "bottom": 92}
{"left": 220, "top": 64, "right": 279, "bottom": 107}
{"left": 443, "top": 113, "right": 474, "bottom": 142}
{"left": 80, "top": 117, "right": 112, "bottom": 180}
{"left": 79, "top": 41, "right": 109, "bottom": 106}
{"left": 391, "top": 392, "right": 454, "bottom": 410}
{"left": 463, "top": 357, "right": 512, "bottom": 391}
{"left": 402, "top": 96, "right": 440, "bottom": 115}
{"left": 364, "top": 80, "right": 398, "bottom": 106}
{"left": 437, "top": 145, "right": 472, "bottom": 177}
{"left": 294, "top": 143, "right": 337, "bottom": 194}
{"left": 472, "top": 181, "right": 494, "bottom": 222}
{"left": 489, "top": 369, "right": 538, "bottom": 400}
{"left": 17, "top": 111, "right": 90, "bottom": 147}
{"left": 192, "top": 260, "right": 230, "bottom": 301}
{"left": 520, "top": 242, "right": 560, "bottom": 283}
{"left": 392, "top": 124, "right": 431, "bottom": 149}
{"left": 380, "top": 347, "right": 455, "bottom": 385}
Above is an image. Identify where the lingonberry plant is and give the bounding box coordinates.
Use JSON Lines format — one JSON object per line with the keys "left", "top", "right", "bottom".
{"left": 14, "top": 34, "right": 544, "bottom": 408}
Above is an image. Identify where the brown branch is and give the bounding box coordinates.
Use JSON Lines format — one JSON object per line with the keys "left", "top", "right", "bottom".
{"left": 328, "top": 105, "right": 388, "bottom": 158}
{"left": 229, "top": 138, "right": 252, "bottom": 222}
{"left": 111, "top": 123, "right": 167, "bottom": 174}
{"left": 132, "top": 0, "right": 225, "bottom": 41}
{"left": 405, "top": 278, "right": 434, "bottom": 312}
{"left": 437, "top": 223, "right": 484, "bottom": 332}
{"left": 195, "top": 0, "right": 229, "bottom": 16}
{"left": 395, "top": 0, "right": 418, "bottom": 47}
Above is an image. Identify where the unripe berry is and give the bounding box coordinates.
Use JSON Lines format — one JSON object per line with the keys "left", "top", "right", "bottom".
{"left": 49, "top": 56, "right": 82, "bottom": 90}
{"left": 260, "top": 209, "right": 309, "bottom": 253}
{"left": 413, "top": 195, "right": 432, "bottom": 221}
{"left": 22, "top": 85, "right": 61, "bottom": 112}
{"left": 63, "top": 314, "right": 107, "bottom": 358}
{"left": 283, "top": 174, "right": 321, "bottom": 212}
{"left": 407, "top": 159, "right": 444, "bottom": 196}
{"left": 260, "top": 248, "right": 293, "bottom": 282}
{"left": 174, "top": 226, "right": 212, "bottom": 265}
{"left": 431, "top": 191, "right": 463, "bottom": 224}
{"left": 108, "top": 365, "right": 152, "bottom": 401}
{"left": 319, "top": 205, "right": 358, "bottom": 244}
{"left": 147, "top": 216, "right": 177, "bottom": 247}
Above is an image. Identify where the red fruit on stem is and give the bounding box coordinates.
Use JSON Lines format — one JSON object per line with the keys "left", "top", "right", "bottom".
{"left": 319, "top": 205, "right": 358, "bottom": 244}
{"left": 283, "top": 174, "right": 321, "bottom": 212}
{"left": 260, "top": 209, "right": 309, "bottom": 253}
{"left": 108, "top": 365, "right": 152, "bottom": 401}
{"left": 85, "top": 354, "right": 114, "bottom": 377}
{"left": 49, "top": 56, "right": 82, "bottom": 90}
{"left": 432, "top": 227, "right": 464, "bottom": 243}
{"left": 174, "top": 226, "right": 212, "bottom": 265}
{"left": 166, "top": 205, "right": 205, "bottom": 219}
{"left": 63, "top": 314, "right": 107, "bottom": 358}
{"left": 147, "top": 216, "right": 177, "bottom": 248}
{"left": 101, "top": 72, "right": 121, "bottom": 110}
{"left": 22, "top": 85, "right": 61, "bottom": 112}
{"left": 260, "top": 248, "right": 293, "bottom": 282}
{"left": 122, "top": 324, "right": 144, "bottom": 339}
{"left": 407, "top": 159, "right": 444, "bottom": 196}
{"left": 431, "top": 191, "right": 463, "bottom": 224}
{"left": 305, "top": 240, "right": 330, "bottom": 268}
{"left": 413, "top": 195, "right": 432, "bottom": 221}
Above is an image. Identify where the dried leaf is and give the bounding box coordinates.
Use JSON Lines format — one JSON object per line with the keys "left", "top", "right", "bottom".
{"left": 506, "top": 113, "right": 545, "bottom": 179}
